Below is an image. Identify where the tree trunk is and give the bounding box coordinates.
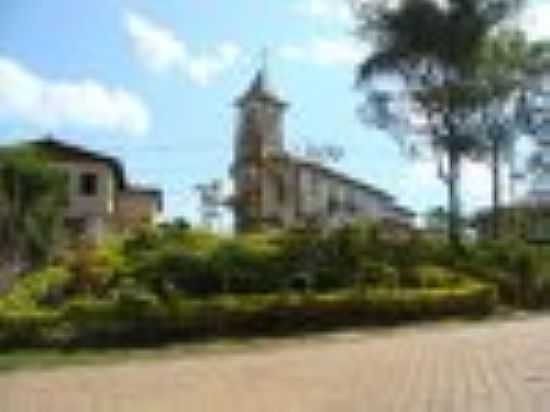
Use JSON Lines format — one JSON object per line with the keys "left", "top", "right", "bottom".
{"left": 448, "top": 148, "right": 462, "bottom": 248}
{"left": 492, "top": 137, "right": 501, "bottom": 240}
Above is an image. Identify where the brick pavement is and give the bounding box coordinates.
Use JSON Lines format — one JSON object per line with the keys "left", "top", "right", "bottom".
{"left": 2, "top": 317, "right": 550, "bottom": 411}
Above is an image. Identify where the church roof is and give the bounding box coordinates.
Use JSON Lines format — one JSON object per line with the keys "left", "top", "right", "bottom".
{"left": 235, "top": 69, "right": 288, "bottom": 107}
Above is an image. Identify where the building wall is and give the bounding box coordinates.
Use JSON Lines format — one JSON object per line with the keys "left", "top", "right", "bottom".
{"left": 368, "top": 195, "right": 392, "bottom": 221}
{"left": 298, "top": 166, "right": 316, "bottom": 218}
{"left": 115, "top": 191, "right": 160, "bottom": 230}
{"left": 51, "top": 160, "right": 160, "bottom": 240}
{"left": 252, "top": 162, "right": 412, "bottom": 231}
{"left": 235, "top": 102, "right": 285, "bottom": 163}
{"left": 51, "top": 160, "right": 115, "bottom": 219}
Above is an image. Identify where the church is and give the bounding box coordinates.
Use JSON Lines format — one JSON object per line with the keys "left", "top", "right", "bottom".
{"left": 229, "top": 68, "right": 415, "bottom": 233}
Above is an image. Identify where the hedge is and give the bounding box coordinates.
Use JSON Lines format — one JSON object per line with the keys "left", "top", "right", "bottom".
{"left": 0, "top": 282, "right": 497, "bottom": 348}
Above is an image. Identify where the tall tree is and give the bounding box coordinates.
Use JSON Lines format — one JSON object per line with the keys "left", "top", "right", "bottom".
{"left": 474, "top": 31, "right": 527, "bottom": 239}
{"left": 356, "top": 0, "right": 525, "bottom": 247}
{"left": 475, "top": 31, "right": 550, "bottom": 239}
{"left": 0, "top": 145, "right": 67, "bottom": 278}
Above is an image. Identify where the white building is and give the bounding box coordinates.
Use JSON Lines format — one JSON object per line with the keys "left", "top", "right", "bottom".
{"left": 230, "top": 69, "right": 415, "bottom": 232}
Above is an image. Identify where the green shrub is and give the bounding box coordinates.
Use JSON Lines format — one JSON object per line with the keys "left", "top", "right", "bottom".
{"left": 175, "top": 230, "right": 224, "bottom": 255}
{"left": 0, "top": 282, "right": 498, "bottom": 348}
{"left": 129, "top": 246, "right": 220, "bottom": 297}
{"left": 0, "top": 308, "right": 60, "bottom": 347}
{"left": 56, "top": 287, "right": 167, "bottom": 347}
{"left": 61, "top": 241, "right": 126, "bottom": 297}
{"left": 312, "top": 268, "right": 346, "bottom": 291}
{"left": 0, "top": 222, "right": 523, "bottom": 348}
{"left": 359, "top": 261, "right": 399, "bottom": 288}
{"left": 0, "top": 266, "right": 72, "bottom": 310}
{"left": 416, "top": 265, "right": 463, "bottom": 288}
{"left": 459, "top": 240, "right": 545, "bottom": 308}
{"left": 210, "top": 235, "right": 283, "bottom": 294}
{"left": 115, "top": 225, "right": 494, "bottom": 297}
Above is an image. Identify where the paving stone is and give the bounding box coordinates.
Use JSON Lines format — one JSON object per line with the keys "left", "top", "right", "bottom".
{"left": 3, "top": 317, "right": 550, "bottom": 411}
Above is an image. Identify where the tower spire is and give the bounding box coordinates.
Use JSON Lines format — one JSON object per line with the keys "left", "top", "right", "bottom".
{"left": 235, "top": 48, "right": 287, "bottom": 107}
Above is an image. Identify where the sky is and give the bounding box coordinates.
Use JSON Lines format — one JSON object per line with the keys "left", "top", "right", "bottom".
{"left": 0, "top": 0, "right": 549, "bottom": 228}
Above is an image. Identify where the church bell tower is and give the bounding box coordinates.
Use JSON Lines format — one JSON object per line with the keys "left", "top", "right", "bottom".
{"left": 232, "top": 66, "right": 288, "bottom": 232}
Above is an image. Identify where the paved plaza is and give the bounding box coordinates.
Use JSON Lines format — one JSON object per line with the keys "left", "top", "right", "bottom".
{"left": 3, "top": 316, "right": 550, "bottom": 411}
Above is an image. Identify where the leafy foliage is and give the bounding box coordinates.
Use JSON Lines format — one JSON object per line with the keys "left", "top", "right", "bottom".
{"left": 5, "top": 220, "right": 550, "bottom": 348}
{"left": 0, "top": 285, "right": 497, "bottom": 348}
{"left": 0, "top": 145, "right": 68, "bottom": 274}
{"left": 356, "top": 0, "right": 526, "bottom": 246}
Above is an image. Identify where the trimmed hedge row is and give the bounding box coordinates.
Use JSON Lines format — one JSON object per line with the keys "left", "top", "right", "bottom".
{"left": 0, "top": 283, "right": 497, "bottom": 348}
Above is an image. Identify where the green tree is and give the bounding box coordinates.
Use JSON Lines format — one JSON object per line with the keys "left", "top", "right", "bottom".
{"left": 356, "top": 0, "right": 525, "bottom": 247}
{"left": 472, "top": 31, "right": 550, "bottom": 239}
{"left": 0, "top": 145, "right": 67, "bottom": 278}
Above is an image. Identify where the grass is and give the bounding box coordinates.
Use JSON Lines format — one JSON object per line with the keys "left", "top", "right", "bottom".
{"left": 0, "top": 307, "right": 530, "bottom": 374}
{"left": 0, "top": 339, "right": 260, "bottom": 373}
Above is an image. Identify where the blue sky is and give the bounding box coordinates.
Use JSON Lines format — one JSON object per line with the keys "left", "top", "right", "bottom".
{"left": 0, "top": 0, "right": 548, "bottom": 227}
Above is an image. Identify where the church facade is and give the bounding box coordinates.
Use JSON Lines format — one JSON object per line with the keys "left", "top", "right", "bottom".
{"left": 230, "top": 69, "right": 415, "bottom": 233}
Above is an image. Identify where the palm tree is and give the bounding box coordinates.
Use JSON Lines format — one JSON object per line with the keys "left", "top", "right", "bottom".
{"left": 356, "top": 0, "right": 525, "bottom": 247}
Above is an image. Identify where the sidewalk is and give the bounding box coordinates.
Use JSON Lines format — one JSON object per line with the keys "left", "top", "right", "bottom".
{"left": 1, "top": 316, "right": 549, "bottom": 411}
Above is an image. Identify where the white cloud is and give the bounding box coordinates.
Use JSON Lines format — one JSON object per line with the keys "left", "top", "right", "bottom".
{"left": 292, "top": 0, "right": 355, "bottom": 25}
{"left": 0, "top": 57, "right": 150, "bottom": 136}
{"left": 279, "top": 36, "right": 370, "bottom": 66}
{"left": 125, "top": 11, "right": 185, "bottom": 73}
{"left": 403, "top": 157, "right": 514, "bottom": 213}
{"left": 291, "top": 0, "right": 407, "bottom": 24}
{"left": 519, "top": 2, "right": 550, "bottom": 41}
{"left": 124, "top": 12, "right": 241, "bottom": 86}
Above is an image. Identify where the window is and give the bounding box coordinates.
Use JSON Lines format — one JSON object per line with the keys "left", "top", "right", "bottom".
{"left": 328, "top": 195, "right": 339, "bottom": 216}
{"left": 64, "top": 217, "right": 86, "bottom": 234}
{"left": 80, "top": 172, "right": 98, "bottom": 196}
{"left": 275, "top": 175, "right": 285, "bottom": 204}
{"left": 310, "top": 171, "right": 319, "bottom": 197}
